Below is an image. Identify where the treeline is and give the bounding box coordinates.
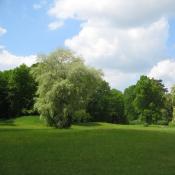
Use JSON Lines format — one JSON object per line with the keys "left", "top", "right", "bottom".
{"left": 0, "top": 49, "right": 174, "bottom": 128}
{"left": 0, "top": 65, "right": 36, "bottom": 118}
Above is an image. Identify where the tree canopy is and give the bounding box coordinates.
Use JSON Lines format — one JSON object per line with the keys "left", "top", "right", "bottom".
{"left": 0, "top": 65, "right": 36, "bottom": 118}
{"left": 32, "top": 49, "right": 103, "bottom": 128}
{"left": 124, "top": 75, "right": 173, "bottom": 124}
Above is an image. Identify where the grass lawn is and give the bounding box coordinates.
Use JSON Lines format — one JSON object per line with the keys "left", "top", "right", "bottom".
{"left": 0, "top": 116, "right": 175, "bottom": 175}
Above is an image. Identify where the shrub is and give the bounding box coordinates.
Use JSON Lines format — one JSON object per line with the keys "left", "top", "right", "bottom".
{"left": 129, "top": 120, "right": 142, "bottom": 125}
{"left": 143, "top": 123, "right": 149, "bottom": 127}
{"left": 157, "top": 120, "right": 169, "bottom": 126}
{"left": 169, "top": 121, "right": 175, "bottom": 127}
{"left": 73, "top": 110, "right": 92, "bottom": 123}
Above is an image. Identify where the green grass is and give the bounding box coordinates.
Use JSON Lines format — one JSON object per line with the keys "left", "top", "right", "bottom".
{"left": 0, "top": 116, "right": 175, "bottom": 175}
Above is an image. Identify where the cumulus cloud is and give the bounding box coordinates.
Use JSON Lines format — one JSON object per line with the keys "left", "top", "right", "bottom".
{"left": 48, "top": 21, "right": 64, "bottom": 30}
{"left": 148, "top": 59, "right": 175, "bottom": 89}
{"left": 65, "top": 18, "right": 169, "bottom": 72}
{"left": 0, "top": 49, "right": 37, "bottom": 70}
{"left": 48, "top": 0, "right": 175, "bottom": 27}
{"left": 0, "top": 27, "right": 7, "bottom": 36}
{"left": 103, "top": 69, "right": 140, "bottom": 90}
{"left": 48, "top": 0, "right": 175, "bottom": 89}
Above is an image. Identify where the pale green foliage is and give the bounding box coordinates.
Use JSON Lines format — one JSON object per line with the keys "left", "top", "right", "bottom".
{"left": 32, "top": 49, "right": 103, "bottom": 128}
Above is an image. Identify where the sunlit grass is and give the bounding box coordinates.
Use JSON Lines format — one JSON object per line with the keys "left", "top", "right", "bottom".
{"left": 0, "top": 116, "right": 175, "bottom": 175}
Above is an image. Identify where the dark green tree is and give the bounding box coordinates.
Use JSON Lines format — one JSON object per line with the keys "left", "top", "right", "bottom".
{"left": 0, "top": 72, "right": 9, "bottom": 118}
{"left": 106, "top": 89, "right": 125, "bottom": 123}
{"left": 87, "top": 80, "right": 111, "bottom": 122}
{"left": 124, "top": 85, "right": 137, "bottom": 122}
{"left": 8, "top": 64, "right": 37, "bottom": 116}
{"left": 162, "top": 93, "right": 173, "bottom": 123}
{"left": 0, "top": 65, "right": 36, "bottom": 118}
{"left": 88, "top": 84, "right": 126, "bottom": 124}
{"left": 134, "top": 76, "right": 167, "bottom": 124}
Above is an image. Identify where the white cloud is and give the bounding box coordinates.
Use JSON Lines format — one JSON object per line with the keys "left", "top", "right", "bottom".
{"left": 0, "top": 49, "right": 37, "bottom": 70}
{"left": 48, "top": 0, "right": 175, "bottom": 89}
{"left": 0, "top": 27, "right": 7, "bottom": 36}
{"left": 48, "top": 21, "right": 64, "bottom": 30}
{"left": 48, "top": 0, "right": 175, "bottom": 27}
{"left": 65, "top": 18, "right": 169, "bottom": 72}
{"left": 103, "top": 69, "right": 139, "bottom": 90}
{"left": 148, "top": 59, "right": 175, "bottom": 90}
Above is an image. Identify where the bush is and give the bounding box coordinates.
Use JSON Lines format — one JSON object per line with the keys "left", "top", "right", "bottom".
{"left": 140, "top": 109, "right": 153, "bottom": 124}
{"left": 21, "top": 108, "right": 38, "bottom": 116}
{"left": 55, "top": 117, "right": 72, "bottom": 128}
{"left": 157, "top": 120, "right": 169, "bottom": 126}
{"left": 73, "top": 110, "right": 92, "bottom": 123}
{"left": 143, "top": 123, "right": 149, "bottom": 127}
{"left": 129, "top": 120, "right": 142, "bottom": 125}
{"left": 169, "top": 121, "right": 175, "bottom": 127}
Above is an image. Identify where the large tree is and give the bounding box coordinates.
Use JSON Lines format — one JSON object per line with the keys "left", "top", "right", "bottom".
{"left": 32, "top": 49, "right": 103, "bottom": 128}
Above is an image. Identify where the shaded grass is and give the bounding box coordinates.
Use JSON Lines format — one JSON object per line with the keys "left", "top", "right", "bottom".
{"left": 0, "top": 119, "right": 16, "bottom": 126}
{"left": 0, "top": 116, "right": 175, "bottom": 175}
{"left": 73, "top": 122, "right": 102, "bottom": 127}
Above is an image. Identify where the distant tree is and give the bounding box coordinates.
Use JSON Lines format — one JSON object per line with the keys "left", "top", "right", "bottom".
{"left": 124, "top": 76, "right": 172, "bottom": 125}
{"left": 134, "top": 76, "right": 168, "bottom": 124}
{"left": 0, "top": 65, "right": 36, "bottom": 118}
{"left": 124, "top": 85, "right": 137, "bottom": 122}
{"left": 105, "top": 89, "right": 125, "bottom": 123}
{"left": 171, "top": 85, "right": 175, "bottom": 106}
{"left": 87, "top": 80, "right": 111, "bottom": 122}
{"left": 8, "top": 64, "right": 37, "bottom": 117}
{"left": 170, "top": 85, "right": 175, "bottom": 121}
{"left": 163, "top": 93, "right": 173, "bottom": 123}
{"left": 32, "top": 49, "right": 103, "bottom": 128}
{"left": 87, "top": 83, "right": 126, "bottom": 124}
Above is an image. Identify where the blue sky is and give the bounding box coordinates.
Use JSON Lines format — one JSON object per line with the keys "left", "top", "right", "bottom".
{"left": 0, "top": 0, "right": 175, "bottom": 56}
{"left": 0, "top": 0, "right": 80, "bottom": 55}
{"left": 1, "top": 0, "right": 175, "bottom": 90}
{"left": 167, "top": 18, "right": 175, "bottom": 57}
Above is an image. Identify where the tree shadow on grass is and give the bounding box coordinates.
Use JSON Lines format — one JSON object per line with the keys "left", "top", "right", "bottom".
{"left": 74, "top": 122, "right": 102, "bottom": 127}
{"left": 0, "top": 119, "right": 16, "bottom": 126}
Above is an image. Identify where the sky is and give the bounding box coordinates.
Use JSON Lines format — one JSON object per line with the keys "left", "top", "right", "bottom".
{"left": 1, "top": 0, "right": 175, "bottom": 90}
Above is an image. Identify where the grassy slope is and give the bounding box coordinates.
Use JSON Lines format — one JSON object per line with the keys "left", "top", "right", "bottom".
{"left": 0, "top": 116, "right": 175, "bottom": 175}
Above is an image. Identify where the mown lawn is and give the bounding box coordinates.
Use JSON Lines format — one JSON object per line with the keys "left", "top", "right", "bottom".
{"left": 0, "top": 116, "right": 175, "bottom": 175}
